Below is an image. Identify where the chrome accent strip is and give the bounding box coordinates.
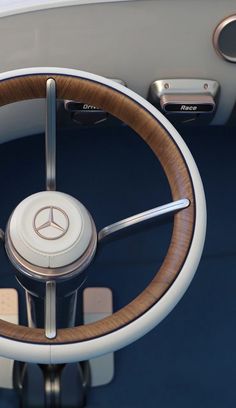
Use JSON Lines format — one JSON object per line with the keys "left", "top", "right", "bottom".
{"left": 25, "top": 291, "right": 37, "bottom": 328}
{"left": 45, "top": 281, "right": 57, "bottom": 339}
{"left": 46, "top": 78, "right": 57, "bottom": 191}
{"left": 98, "top": 199, "right": 190, "bottom": 241}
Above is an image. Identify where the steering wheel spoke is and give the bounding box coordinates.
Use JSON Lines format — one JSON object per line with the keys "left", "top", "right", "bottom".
{"left": 98, "top": 198, "right": 190, "bottom": 242}
{"left": 45, "top": 281, "right": 57, "bottom": 339}
{"left": 45, "top": 78, "right": 57, "bottom": 192}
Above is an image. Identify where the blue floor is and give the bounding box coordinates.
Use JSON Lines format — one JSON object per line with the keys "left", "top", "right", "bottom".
{"left": 0, "top": 124, "right": 235, "bottom": 407}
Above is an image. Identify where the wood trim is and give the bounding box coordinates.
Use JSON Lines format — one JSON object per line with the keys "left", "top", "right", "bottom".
{"left": 0, "top": 74, "right": 195, "bottom": 344}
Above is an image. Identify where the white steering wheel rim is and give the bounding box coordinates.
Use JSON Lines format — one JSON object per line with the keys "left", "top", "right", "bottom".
{"left": 0, "top": 67, "right": 206, "bottom": 364}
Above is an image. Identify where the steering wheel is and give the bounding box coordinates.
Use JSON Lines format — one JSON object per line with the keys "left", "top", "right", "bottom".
{"left": 0, "top": 67, "right": 206, "bottom": 364}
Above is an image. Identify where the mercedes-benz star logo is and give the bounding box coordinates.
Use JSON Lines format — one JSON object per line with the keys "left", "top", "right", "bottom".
{"left": 33, "top": 206, "right": 69, "bottom": 240}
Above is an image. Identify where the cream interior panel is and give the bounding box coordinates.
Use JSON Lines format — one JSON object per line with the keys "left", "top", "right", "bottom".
{"left": 0, "top": 0, "right": 235, "bottom": 142}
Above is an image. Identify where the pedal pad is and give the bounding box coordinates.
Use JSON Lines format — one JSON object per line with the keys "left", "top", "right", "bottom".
{"left": 83, "top": 287, "right": 114, "bottom": 387}
{"left": 0, "top": 289, "right": 18, "bottom": 389}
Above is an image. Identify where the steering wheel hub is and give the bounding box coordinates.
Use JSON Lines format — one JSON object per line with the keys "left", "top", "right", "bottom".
{"left": 5, "top": 191, "right": 97, "bottom": 278}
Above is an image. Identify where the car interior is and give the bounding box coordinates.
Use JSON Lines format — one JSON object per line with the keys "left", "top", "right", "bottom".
{"left": 0, "top": 1, "right": 235, "bottom": 407}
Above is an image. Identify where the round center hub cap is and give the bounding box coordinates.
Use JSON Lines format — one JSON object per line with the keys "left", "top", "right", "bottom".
{"left": 8, "top": 191, "right": 95, "bottom": 269}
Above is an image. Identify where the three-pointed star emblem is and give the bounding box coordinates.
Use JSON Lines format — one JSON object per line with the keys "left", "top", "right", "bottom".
{"left": 33, "top": 206, "right": 69, "bottom": 240}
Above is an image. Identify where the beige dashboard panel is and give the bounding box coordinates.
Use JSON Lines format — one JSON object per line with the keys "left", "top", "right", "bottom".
{"left": 0, "top": 0, "right": 235, "bottom": 141}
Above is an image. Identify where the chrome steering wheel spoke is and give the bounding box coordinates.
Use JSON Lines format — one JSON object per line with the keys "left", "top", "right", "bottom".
{"left": 44, "top": 79, "right": 57, "bottom": 338}
{"left": 45, "top": 78, "right": 57, "bottom": 191}
{"left": 45, "top": 280, "right": 57, "bottom": 339}
{"left": 98, "top": 198, "right": 190, "bottom": 242}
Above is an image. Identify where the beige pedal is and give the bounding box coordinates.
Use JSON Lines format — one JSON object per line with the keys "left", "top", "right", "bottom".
{"left": 83, "top": 287, "right": 114, "bottom": 387}
{"left": 0, "top": 289, "right": 18, "bottom": 389}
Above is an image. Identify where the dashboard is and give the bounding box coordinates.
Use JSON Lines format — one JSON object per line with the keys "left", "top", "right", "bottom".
{"left": 0, "top": 0, "right": 235, "bottom": 142}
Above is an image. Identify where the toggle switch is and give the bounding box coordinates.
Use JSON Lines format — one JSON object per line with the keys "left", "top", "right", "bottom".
{"left": 160, "top": 93, "right": 215, "bottom": 114}
{"left": 64, "top": 78, "right": 127, "bottom": 126}
{"left": 148, "top": 79, "right": 219, "bottom": 123}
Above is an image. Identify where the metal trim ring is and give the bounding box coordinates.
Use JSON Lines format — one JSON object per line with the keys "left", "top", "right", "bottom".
{"left": 213, "top": 14, "right": 236, "bottom": 63}
{"left": 5, "top": 213, "right": 97, "bottom": 281}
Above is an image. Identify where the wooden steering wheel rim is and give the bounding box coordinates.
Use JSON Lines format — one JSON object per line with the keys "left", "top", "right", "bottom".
{"left": 0, "top": 71, "right": 198, "bottom": 346}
